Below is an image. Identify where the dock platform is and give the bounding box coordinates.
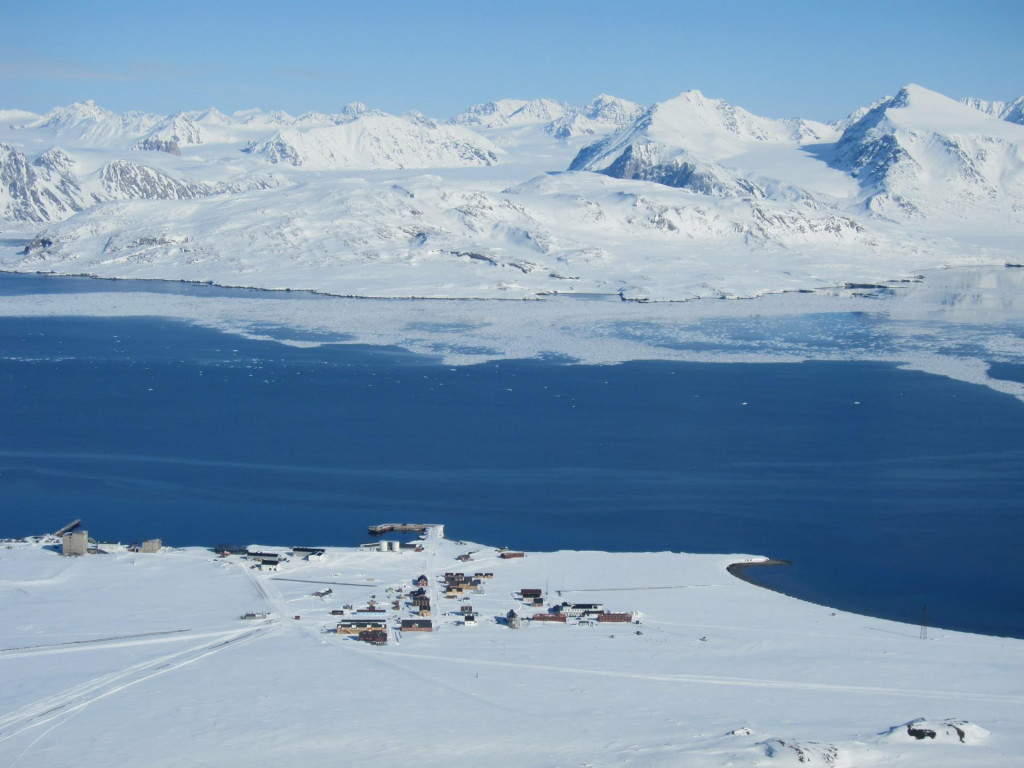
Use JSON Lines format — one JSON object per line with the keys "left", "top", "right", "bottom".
{"left": 368, "top": 523, "right": 443, "bottom": 537}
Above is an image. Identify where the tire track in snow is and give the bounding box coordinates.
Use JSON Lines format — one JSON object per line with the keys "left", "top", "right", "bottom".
{"left": 382, "top": 651, "right": 1024, "bottom": 705}
{"left": 0, "top": 627, "right": 269, "bottom": 744}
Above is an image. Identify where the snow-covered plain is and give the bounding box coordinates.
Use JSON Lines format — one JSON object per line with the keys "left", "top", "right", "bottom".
{"left": 1, "top": 529, "right": 1021, "bottom": 767}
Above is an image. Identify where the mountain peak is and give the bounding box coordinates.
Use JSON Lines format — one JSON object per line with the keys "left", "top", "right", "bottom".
{"left": 884, "top": 83, "right": 968, "bottom": 113}
{"left": 847, "top": 83, "right": 1023, "bottom": 138}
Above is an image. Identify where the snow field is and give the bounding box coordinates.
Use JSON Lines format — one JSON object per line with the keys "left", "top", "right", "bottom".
{"left": 1, "top": 534, "right": 1021, "bottom": 766}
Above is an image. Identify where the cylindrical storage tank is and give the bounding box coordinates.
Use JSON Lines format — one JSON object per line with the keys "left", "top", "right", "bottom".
{"left": 391, "top": 541, "right": 401, "bottom": 552}
{"left": 379, "top": 541, "right": 389, "bottom": 552}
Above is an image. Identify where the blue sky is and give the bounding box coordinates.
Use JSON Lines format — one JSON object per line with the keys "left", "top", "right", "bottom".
{"left": 3, "top": 0, "right": 1022, "bottom": 121}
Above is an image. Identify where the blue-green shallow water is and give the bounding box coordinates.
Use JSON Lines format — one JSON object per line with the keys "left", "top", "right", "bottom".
{"left": 1, "top": 313, "right": 1022, "bottom": 638}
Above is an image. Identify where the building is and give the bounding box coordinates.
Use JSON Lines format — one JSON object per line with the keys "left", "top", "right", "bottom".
{"left": 61, "top": 531, "right": 89, "bottom": 557}
{"left": 520, "top": 588, "right": 542, "bottom": 599}
{"left": 336, "top": 619, "right": 387, "bottom": 635}
{"left": 358, "top": 629, "right": 388, "bottom": 645}
{"left": 248, "top": 550, "right": 282, "bottom": 561}
{"left": 555, "top": 602, "right": 605, "bottom": 618}
{"left": 401, "top": 619, "right": 433, "bottom": 632}
{"left": 597, "top": 612, "right": 635, "bottom": 623}
{"left": 141, "top": 539, "right": 162, "bottom": 554}
{"left": 532, "top": 613, "right": 567, "bottom": 623}
{"left": 499, "top": 551, "right": 525, "bottom": 560}
{"left": 416, "top": 575, "right": 429, "bottom": 587}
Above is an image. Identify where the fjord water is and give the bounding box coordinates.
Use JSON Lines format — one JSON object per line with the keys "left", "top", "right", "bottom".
{"left": 1, "top": 295, "right": 1023, "bottom": 638}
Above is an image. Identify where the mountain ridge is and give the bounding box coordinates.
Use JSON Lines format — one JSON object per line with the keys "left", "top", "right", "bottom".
{"left": 2, "top": 85, "right": 1022, "bottom": 301}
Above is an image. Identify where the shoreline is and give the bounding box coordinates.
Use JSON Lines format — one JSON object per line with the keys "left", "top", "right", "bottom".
{"left": 726, "top": 558, "right": 792, "bottom": 594}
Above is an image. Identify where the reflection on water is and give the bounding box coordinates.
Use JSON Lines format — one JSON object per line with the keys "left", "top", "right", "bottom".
{"left": 889, "top": 265, "right": 1024, "bottom": 321}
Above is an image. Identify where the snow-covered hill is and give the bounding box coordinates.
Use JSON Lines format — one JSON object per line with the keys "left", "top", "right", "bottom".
{"left": 2, "top": 85, "right": 1023, "bottom": 299}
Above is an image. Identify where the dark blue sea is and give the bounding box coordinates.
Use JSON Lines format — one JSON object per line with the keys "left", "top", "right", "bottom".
{"left": 2, "top": 274, "right": 1023, "bottom": 638}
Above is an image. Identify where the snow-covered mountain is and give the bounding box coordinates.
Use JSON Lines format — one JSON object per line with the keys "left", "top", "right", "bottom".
{"left": 544, "top": 94, "right": 645, "bottom": 139}
{"left": 0, "top": 144, "right": 88, "bottom": 223}
{"left": 450, "top": 98, "right": 572, "bottom": 129}
{"left": 962, "top": 96, "right": 1024, "bottom": 125}
{"left": 567, "top": 90, "right": 837, "bottom": 198}
{"left": 573, "top": 89, "right": 833, "bottom": 167}
{"left": 244, "top": 111, "right": 501, "bottom": 170}
{"left": 831, "top": 85, "right": 1024, "bottom": 218}
{"left": 134, "top": 112, "right": 205, "bottom": 153}
{"left": 0, "top": 141, "right": 276, "bottom": 223}
{"left": 452, "top": 95, "right": 644, "bottom": 139}
{"left": 2, "top": 85, "right": 1023, "bottom": 300}
{"left": 30, "top": 100, "right": 163, "bottom": 148}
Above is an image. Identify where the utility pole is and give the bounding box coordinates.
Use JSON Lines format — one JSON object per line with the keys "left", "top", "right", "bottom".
{"left": 920, "top": 604, "right": 928, "bottom": 640}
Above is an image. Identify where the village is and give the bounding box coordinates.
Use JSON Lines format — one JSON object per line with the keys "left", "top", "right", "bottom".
{"left": 230, "top": 523, "right": 640, "bottom": 646}
{"left": 37, "top": 519, "right": 641, "bottom": 648}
